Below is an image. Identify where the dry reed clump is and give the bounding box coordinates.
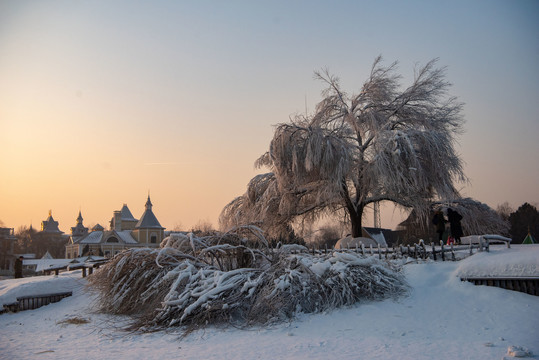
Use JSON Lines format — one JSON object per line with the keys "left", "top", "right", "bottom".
{"left": 87, "top": 226, "right": 409, "bottom": 333}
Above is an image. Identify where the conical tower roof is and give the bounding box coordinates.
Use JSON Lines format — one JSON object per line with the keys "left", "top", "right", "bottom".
{"left": 135, "top": 195, "right": 164, "bottom": 229}
{"left": 76, "top": 210, "right": 83, "bottom": 224}
{"left": 120, "top": 204, "right": 137, "bottom": 221}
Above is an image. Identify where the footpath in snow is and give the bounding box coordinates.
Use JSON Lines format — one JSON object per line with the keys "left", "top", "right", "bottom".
{"left": 0, "top": 245, "right": 538, "bottom": 360}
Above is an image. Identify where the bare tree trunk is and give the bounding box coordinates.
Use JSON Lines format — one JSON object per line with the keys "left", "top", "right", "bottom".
{"left": 350, "top": 214, "right": 362, "bottom": 238}
{"left": 348, "top": 204, "right": 364, "bottom": 238}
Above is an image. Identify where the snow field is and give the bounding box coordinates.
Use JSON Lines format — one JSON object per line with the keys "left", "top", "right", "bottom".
{"left": 1, "top": 246, "right": 538, "bottom": 360}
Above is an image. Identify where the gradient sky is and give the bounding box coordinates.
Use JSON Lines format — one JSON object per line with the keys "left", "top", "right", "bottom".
{"left": 1, "top": 0, "right": 538, "bottom": 234}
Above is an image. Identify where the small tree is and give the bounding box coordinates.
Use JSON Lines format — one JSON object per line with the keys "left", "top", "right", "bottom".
{"left": 190, "top": 219, "right": 216, "bottom": 236}
{"left": 496, "top": 202, "right": 514, "bottom": 222}
{"left": 14, "top": 225, "right": 37, "bottom": 254}
{"left": 312, "top": 224, "right": 342, "bottom": 249}
{"left": 221, "top": 57, "right": 466, "bottom": 238}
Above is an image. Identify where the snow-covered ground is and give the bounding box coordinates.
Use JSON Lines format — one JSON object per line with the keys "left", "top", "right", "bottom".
{"left": 1, "top": 245, "right": 538, "bottom": 360}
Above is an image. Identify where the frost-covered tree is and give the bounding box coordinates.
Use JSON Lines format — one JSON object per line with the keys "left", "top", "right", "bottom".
{"left": 221, "top": 57, "right": 466, "bottom": 238}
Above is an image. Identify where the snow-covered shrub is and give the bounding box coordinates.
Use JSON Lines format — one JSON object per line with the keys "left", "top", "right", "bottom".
{"left": 88, "top": 226, "right": 409, "bottom": 333}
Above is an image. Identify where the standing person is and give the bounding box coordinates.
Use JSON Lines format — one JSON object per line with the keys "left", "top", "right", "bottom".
{"left": 432, "top": 209, "right": 446, "bottom": 242}
{"left": 14, "top": 256, "right": 24, "bottom": 279}
{"left": 447, "top": 208, "right": 463, "bottom": 245}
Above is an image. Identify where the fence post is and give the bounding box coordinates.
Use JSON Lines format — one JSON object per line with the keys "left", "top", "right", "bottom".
{"left": 478, "top": 236, "right": 483, "bottom": 252}
{"left": 431, "top": 242, "right": 436, "bottom": 261}
{"left": 378, "top": 244, "right": 382, "bottom": 259}
{"left": 440, "top": 240, "right": 445, "bottom": 261}
{"left": 361, "top": 244, "right": 365, "bottom": 256}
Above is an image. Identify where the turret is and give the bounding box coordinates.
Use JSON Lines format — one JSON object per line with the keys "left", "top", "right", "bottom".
{"left": 71, "top": 210, "right": 89, "bottom": 237}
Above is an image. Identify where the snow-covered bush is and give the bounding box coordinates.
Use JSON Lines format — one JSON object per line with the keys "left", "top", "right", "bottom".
{"left": 88, "top": 227, "right": 409, "bottom": 333}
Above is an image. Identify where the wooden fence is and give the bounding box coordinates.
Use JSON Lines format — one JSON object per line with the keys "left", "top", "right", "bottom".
{"left": 304, "top": 240, "right": 539, "bottom": 297}
{"left": 462, "top": 277, "right": 539, "bottom": 296}
{"left": 1, "top": 291, "right": 72, "bottom": 314}
{"left": 305, "top": 240, "right": 490, "bottom": 262}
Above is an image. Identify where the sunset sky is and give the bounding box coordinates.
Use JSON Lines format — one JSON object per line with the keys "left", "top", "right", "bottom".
{"left": 1, "top": 0, "right": 538, "bottom": 234}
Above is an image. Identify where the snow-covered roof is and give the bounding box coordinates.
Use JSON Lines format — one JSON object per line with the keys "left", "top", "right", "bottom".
{"left": 41, "top": 251, "right": 54, "bottom": 260}
{"left": 15, "top": 253, "right": 36, "bottom": 259}
{"left": 72, "top": 229, "right": 139, "bottom": 245}
{"left": 75, "top": 255, "right": 106, "bottom": 262}
{"left": 364, "top": 228, "right": 388, "bottom": 247}
{"left": 22, "top": 259, "right": 78, "bottom": 273}
{"left": 23, "top": 255, "right": 108, "bottom": 273}
{"left": 75, "top": 231, "right": 103, "bottom": 244}
{"left": 116, "top": 230, "right": 138, "bottom": 244}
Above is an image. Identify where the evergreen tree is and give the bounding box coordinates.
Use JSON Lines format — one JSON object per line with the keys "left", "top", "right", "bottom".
{"left": 509, "top": 203, "right": 539, "bottom": 244}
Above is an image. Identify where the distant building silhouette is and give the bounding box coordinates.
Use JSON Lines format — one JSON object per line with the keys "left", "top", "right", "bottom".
{"left": 41, "top": 210, "right": 63, "bottom": 234}
{"left": 37, "top": 210, "right": 69, "bottom": 258}
{"left": 0, "top": 227, "right": 17, "bottom": 272}
{"left": 65, "top": 195, "right": 165, "bottom": 258}
{"left": 71, "top": 211, "right": 89, "bottom": 237}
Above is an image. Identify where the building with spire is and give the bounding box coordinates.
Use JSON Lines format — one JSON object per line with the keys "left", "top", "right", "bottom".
{"left": 65, "top": 195, "right": 165, "bottom": 258}
{"left": 131, "top": 195, "right": 165, "bottom": 245}
{"left": 41, "top": 210, "right": 63, "bottom": 234}
{"left": 71, "top": 211, "right": 89, "bottom": 237}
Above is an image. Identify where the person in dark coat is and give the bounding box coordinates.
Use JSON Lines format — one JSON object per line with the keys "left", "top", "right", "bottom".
{"left": 432, "top": 209, "right": 446, "bottom": 241}
{"left": 14, "top": 256, "right": 24, "bottom": 279}
{"left": 447, "top": 208, "right": 463, "bottom": 244}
